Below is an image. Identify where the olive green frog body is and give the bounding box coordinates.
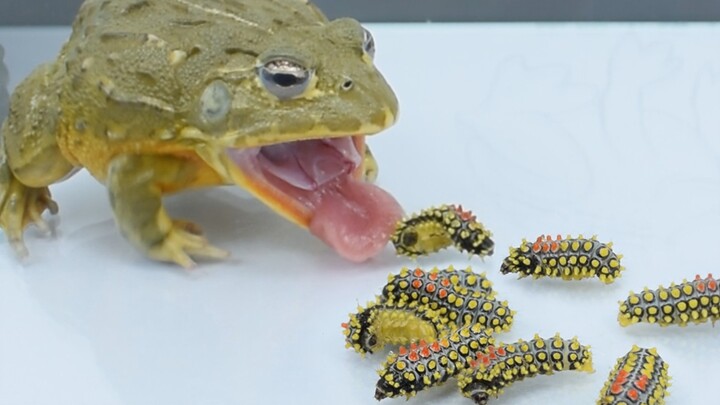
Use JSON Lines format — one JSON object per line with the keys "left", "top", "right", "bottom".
{"left": 0, "top": 0, "right": 400, "bottom": 267}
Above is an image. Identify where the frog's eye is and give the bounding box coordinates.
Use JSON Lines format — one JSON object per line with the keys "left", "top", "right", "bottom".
{"left": 258, "top": 58, "right": 313, "bottom": 100}
{"left": 362, "top": 27, "right": 375, "bottom": 59}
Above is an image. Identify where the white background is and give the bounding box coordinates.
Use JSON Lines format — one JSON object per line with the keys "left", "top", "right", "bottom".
{"left": 1, "top": 23, "right": 719, "bottom": 404}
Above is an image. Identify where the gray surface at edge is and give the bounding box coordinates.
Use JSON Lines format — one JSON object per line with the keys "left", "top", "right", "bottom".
{"left": 1, "top": 0, "right": 719, "bottom": 24}
{"left": 0, "top": 45, "right": 8, "bottom": 125}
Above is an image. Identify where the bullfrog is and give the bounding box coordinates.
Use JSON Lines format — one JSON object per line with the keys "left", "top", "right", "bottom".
{"left": 0, "top": 0, "right": 402, "bottom": 267}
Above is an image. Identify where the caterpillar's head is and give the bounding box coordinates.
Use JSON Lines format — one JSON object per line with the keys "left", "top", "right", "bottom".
{"left": 469, "top": 391, "right": 490, "bottom": 405}
{"left": 390, "top": 217, "right": 453, "bottom": 257}
{"left": 375, "top": 352, "right": 424, "bottom": 400}
{"left": 342, "top": 306, "right": 380, "bottom": 355}
{"left": 500, "top": 242, "right": 540, "bottom": 276}
{"left": 374, "top": 377, "right": 395, "bottom": 400}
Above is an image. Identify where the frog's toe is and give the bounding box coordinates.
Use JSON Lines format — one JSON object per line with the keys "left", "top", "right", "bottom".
{"left": 9, "top": 236, "right": 29, "bottom": 259}
{"left": 26, "top": 189, "right": 58, "bottom": 235}
{"left": 147, "top": 220, "right": 229, "bottom": 268}
{"left": 3, "top": 215, "right": 30, "bottom": 259}
{"left": 0, "top": 178, "right": 59, "bottom": 257}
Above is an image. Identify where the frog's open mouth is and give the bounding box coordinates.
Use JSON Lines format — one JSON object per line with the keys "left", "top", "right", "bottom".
{"left": 226, "top": 135, "right": 403, "bottom": 262}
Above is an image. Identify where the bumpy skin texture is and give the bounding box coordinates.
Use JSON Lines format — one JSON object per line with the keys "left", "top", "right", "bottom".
{"left": 618, "top": 274, "right": 720, "bottom": 327}
{"left": 458, "top": 334, "right": 593, "bottom": 405}
{"left": 375, "top": 324, "right": 494, "bottom": 400}
{"left": 597, "top": 346, "right": 670, "bottom": 405}
{"left": 392, "top": 205, "right": 494, "bottom": 258}
{"left": 501, "top": 234, "right": 624, "bottom": 283}
{"left": 343, "top": 267, "right": 513, "bottom": 355}
{"left": 0, "top": 0, "right": 398, "bottom": 266}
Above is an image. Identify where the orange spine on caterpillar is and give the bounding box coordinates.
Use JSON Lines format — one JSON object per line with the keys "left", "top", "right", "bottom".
{"left": 375, "top": 324, "right": 494, "bottom": 400}
{"left": 383, "top": 267, "right": 514, "bottom": 333}
{"left": 501, "top": 234, "right": 624, "bottom": 283}
{"left": 384, "top": 266, "right": 495, "bottom": 300}
{"left": 343, "top": 267, "right": 513, "bottom": 355}
{"left": 457, "top": 334, "right": 593, "bottom": 405}
{"left": 383, "top": 267, "right": 513, "bottom": 332}
{"left": 597, "top": 346, "right": 670, "bottom": 405}
{"left": 391, "top": 204, "right": 494, "bottom": 258}
{"left": 447, "top": 205, "right": 494, "bottom": 258}
{"left": 618, "top": 273, "right": 720, "bottom": 327}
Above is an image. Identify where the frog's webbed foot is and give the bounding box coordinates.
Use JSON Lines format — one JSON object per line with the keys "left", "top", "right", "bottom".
{"left": 108, "top": 154, "right": 229, "bottom": 268}
{"left": 0, "top": 165, "right": 59, "bottom": 258}
{"left": 147, "top": 220, "right": 229, "bottom": 268}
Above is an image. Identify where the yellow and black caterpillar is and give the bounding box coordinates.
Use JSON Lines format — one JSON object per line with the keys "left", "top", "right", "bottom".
{"left": 501, "top": 234, "right": 624, "bottom": 283}
{"left": 618, "top": 273, "right": 720, "bottom": 327}
{"left": 597, "top": 346, "right": 670, "bottom": 405}
{"left": 343, "top": 267, "right": 513, "bottom": 354}
{"left": 375, "top": 324, "right": 494, "bottom": 400}
{"left": 383, "top": 267, "right": 512, "bottom": 333}
{"left": 342, "top": 302, "right": 439, "bottom": 355}
{"left": 383, "top": 266, "right": 495, "bottom": 301}
{"left": 458, "top": 334, "right": 594, "bottom": 405}
{"left": 391, "top": 205, "right": 494, "bottom": 258}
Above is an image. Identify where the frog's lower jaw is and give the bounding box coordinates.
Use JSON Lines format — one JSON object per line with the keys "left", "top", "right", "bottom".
{"left": 226, "top": 135, "right": 403, "bottom": 262}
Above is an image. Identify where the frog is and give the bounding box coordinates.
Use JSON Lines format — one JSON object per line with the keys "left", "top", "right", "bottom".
{"left": 0, "top": 0, "right": 403, "bottom": 267}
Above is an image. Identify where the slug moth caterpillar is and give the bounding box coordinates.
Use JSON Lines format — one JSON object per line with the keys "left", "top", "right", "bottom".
{"left": 597, "top": 346, "right": 670, "bottom": 405}
{"left": 501, "top": 234, "right": 624, "bottom": 283}
{"left": 618, "top": 274, "right": 720, "bottom": 327}
{"left": 343, "top": 267, "right": 513, "bottom": 355}
{"left": 457, "top": 334, "right": 593, "bottom": 404}
{"left": 392, "top": 205, "right": 493, "bottom": 258}
{"left": 375, "top": 324, "right": 494, "bottom": 400}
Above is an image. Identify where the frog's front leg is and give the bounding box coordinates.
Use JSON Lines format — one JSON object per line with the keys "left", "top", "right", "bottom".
{"left": 0, "top": 63, "right": 75, "bottom": 257}
{"left": 0, "top": 157, "right": 60, "bottom": 257}
{"left": 107, "top": 154, "right": 229, "bottom": 268}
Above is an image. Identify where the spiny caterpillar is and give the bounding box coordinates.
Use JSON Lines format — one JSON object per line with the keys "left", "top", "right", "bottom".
{"left": 501, "top": 234, "right": 624, "bottom": 283}
{"left": 384, "top": 266, "right": 495, "bottom": 301}
{"left": 618, "top": 274, "right": 720, "bottom": 327}
{"left": 375, "top": 324, "right": 494, "bottom": 400}
{"left": 457, "top": 334, "right": 593, "bottom": 405}
{"left": 597, "top": 346, "right": 670, "bottom": 405}
{"left": 342, "top": 302, "right": 440, "bottom": 355}
{"left": 391, "top": 204, "right": 494, "bottom": 258}
{"left": 383, "top": 267, "right": 513, "bottom": 334}
{"left": 343, "top": 267, "right": 513, "bottom": 354}
{"left": 342, "top": 289, "right": 512, "bottom": 355}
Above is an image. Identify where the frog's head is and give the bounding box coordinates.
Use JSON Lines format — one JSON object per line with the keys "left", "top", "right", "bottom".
{"left": 188, "top": 17, "right": 402, "bottom": 262}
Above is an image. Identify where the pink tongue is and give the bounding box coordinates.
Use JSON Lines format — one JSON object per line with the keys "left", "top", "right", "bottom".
{"left": 309, "top": 176, "right": 404, "bottom": 262}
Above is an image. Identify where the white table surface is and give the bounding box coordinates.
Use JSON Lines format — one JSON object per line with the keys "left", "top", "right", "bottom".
{"left": 1, "top": 23, "right": 719, "bottom": 405}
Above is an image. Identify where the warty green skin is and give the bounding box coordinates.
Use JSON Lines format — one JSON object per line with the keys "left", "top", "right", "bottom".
{"left": 56, "top": 0, "right": 398, "bottom": 152}
{"left": 0, "top": 0, "right": 398, "bottom": 266}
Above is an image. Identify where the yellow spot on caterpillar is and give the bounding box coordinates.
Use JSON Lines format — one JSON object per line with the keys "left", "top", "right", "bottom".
{"left": 391, "top": 204, "right": 494, "bottom": 258}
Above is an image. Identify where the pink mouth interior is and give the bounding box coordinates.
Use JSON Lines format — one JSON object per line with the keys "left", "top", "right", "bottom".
{"left": 227, "top": 137, "right": 403, "bottom": 262}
